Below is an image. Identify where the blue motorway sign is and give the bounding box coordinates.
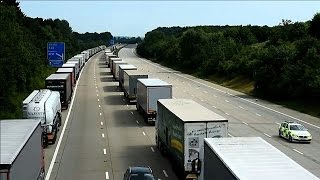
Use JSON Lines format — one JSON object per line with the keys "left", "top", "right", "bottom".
{"left": 47, "top": 42, "right": 65, "bottom": 67}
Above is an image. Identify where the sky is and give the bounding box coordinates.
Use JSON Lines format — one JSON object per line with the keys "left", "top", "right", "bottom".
{"left": 19, "top": 1, "right": 320, "bottom": 37}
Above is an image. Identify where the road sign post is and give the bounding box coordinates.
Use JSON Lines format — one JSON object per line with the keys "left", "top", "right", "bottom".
{"left": 47, "top": 42, "right": 65, "bottom": 67}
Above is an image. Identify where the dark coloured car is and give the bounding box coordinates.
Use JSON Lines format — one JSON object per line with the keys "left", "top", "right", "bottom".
{"left": 123, "top": 166, "right": 156, "bottom": 180}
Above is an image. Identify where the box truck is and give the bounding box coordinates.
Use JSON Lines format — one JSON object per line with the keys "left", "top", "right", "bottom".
{"left": 105, "top": 53, "right": 115, "bottom": 66}
{"left": 203, "top": 137, "right": 319, "bottom": 180}
{"left": 119, "top": 64, "right": 137, "bottom": 89}
{"left": 56, "top": 68, "right": 75, "bottom": 89}
{"left": 113, "top": 61, "right": 128, "bottom": 80}
{"left": 62, "top": 63, "right": 79, "bottom": 80}
{"left": 109, "top": 57, "right": 121, "bottom": 72}
{"left": 45, "top": 73, "right": 72, "bottom": 109}
{"left": 156, "top": 99, "right": 228, "bottom": 179}
{"left": 22, "top": 89, "right": 61, "bottom": 147}
{"left": 123, "top": 70, "right": 148, "bottom": 102}
{"left": 0, "top": 119, "right": 45, "bottom": 180}
{"left": 136, "top": 79, "right": 172, "bottom": 123}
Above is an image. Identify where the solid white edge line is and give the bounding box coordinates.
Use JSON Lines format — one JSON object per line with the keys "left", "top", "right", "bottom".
{"left": 136, "top": 53, "right": 320, "bottom": 129}
{"left": 293, "top": 149, "right": 304, "bottom": 155}
{"left": 163, "top": 170, "right": 168, "bottom": 177}
{"left": 150, "top": 147, "right": 155, "bottom": 152}
{"left": 263, "top": 133, "right": 271, "bottom": 138}
{"left": 45, "top": 52, "right": 88, "bottom": 180}
{"left": 103, "top": 148, "right": 107, "bottom": 154}
{"left": 105, "top": 172, "right": 109, "bottom": 179}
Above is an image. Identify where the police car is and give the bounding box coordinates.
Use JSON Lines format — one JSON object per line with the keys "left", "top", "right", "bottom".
{"left": 278, "top": 121, "right": 312, "bottom": 142}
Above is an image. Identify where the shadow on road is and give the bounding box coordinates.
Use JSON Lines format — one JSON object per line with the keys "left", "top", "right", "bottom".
{"left": 103, "top": 85, "right": 120, "bottom": 92}
{"left": 100, "top": 77, "right": 116, "bottom": 82}
{"left": 103, "top": 95, "right": 126, "bottom": 105}
{"left": 100, "top": 72, "right": 111, "bottom": 76}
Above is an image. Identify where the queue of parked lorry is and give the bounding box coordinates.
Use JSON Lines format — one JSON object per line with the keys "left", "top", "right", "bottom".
{"left": 0, "top": 45, "right": 111, "bottom": 180}
{"left": 0, "top": 45, "right": 317, "bottom": 180}
{"left": 104, "top": 51, "right": 318, "bottom": 180}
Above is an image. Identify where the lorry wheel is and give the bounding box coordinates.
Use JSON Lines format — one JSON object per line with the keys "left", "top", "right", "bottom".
{"left": 58, "top": 113, "right": 62, "bottom": 127}
{"left": 51, "top": 128, "right": 58, "bottom": 144}
{"left": 43, "top": 137, "right": 48, "bottom": 148}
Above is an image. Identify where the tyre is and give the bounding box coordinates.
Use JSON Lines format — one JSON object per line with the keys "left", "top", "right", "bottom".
{"left": 278, "top": 130, "right": 282, "bottom": 137}
{"left": 51, "top": 128, "right": 57, "bottom": 144}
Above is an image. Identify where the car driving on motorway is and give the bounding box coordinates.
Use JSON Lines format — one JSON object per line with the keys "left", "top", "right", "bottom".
{"left": 123, "top": 166, "right": 156, "bottom": 180}
{"left": 279, "top": 121, "right": 312, "bottom": 142}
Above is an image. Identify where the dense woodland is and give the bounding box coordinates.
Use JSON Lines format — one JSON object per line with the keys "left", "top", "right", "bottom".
{"left": 137, "top": 14, "right": 320, "bottom": 115}
{"left": 0, "top": 1, "right": 112, "bottom": 118}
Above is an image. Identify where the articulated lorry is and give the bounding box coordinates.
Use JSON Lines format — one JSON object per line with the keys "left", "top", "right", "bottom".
{"left": 112, "top": 61, "right": 128, "bottom": 80}
{"left": 119, "top": 64, "right": 137, "bottom": 89}
{"left": 0, "top": 119, "right": 45, "bottom": 180}
{"left": 136, "top": 79, "right": 172, "bottom": 123}
{"left": 203, "top": 137, "right": 319, "bottom": 180}
{"left": 62, "top": 63, "right": 79, "bottom": 80}
{"left": 56, "top": 68, "right": 75, "bottom": 90}
{"left": 109, "top": 57, "right": 121, "bottom": 73}
{"left": 66, "top": 61, "right": 80, "bottom": 78}
{"left": 45, "top": 73, "right": 72, "bottom": 109}
{"left": 23, "top": 89, "right": 62, "bottom": 147}
{"left": 105, "top": 53, "right": 116, "bottom": 67}
{"left": 156, "top": 99, "right": 228, "bottom": 179}
{"left": 123, "top": 70, "right": 148, "bottom": 102}
{"left": 81, "top": 51, "right": 89, "bottom": 62}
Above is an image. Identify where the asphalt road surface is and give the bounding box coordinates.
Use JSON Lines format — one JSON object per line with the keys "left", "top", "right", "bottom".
{"left": 118, "top": 44, "right": 320, "bottom": 177}
{"left": 44, "top": 50, "right": 177, "bottom": 180}
{"left": 44, "top": 44, "right": 320, "bottom": 180}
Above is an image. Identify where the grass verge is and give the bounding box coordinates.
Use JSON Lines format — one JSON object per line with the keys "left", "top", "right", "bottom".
{"left": 204, "top": 74, "right": 320, "bottom": 118}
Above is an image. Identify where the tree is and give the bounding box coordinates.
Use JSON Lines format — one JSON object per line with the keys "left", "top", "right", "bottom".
{"left": 309, "top": 13, "right": 320, "bottom": 39}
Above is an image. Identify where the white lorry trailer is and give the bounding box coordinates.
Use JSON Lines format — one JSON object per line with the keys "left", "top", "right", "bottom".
{"left": 66, "top": 61, "right": 80, "bottom": 78}
{"left": 156, "top": 99, "right": 228, "bottom": 179}
{"left": 62, "top": 63, "right": 79, "bottom": 80}
{"left": 56, "top": 68, "right": 75, "bottom": 90}
{"left": 81, "top": 51, "right": 89, "bottom": 62}
{"left": 112, "top": 61, "right": 128, "bottom": 80}
{"left": 109, "top": 57, "right": 121, "bottom": 72}
{"left": 23, "top": 89, "right": 62, "bottom": 147}
{"left": 118, "top": 64, "right": 137, "bottom": 89}
{"left": 136, "top": 79, "right": 172, "bottom": 123}
{"left": 72, "top": 54, "right": 85, "bottom": 68}
{"left": 123, "top": 70, "right": 148, "bottom": 102}
{"left": 0, "top": 119, "right": 45, "bottom": 180}
{"left": 203, "top": 137, "right": 319, "bottom": 180}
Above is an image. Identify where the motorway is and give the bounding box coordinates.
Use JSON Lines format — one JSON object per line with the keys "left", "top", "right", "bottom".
{"left": 44, "top": 44, "right": 320, "bottom": 180}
